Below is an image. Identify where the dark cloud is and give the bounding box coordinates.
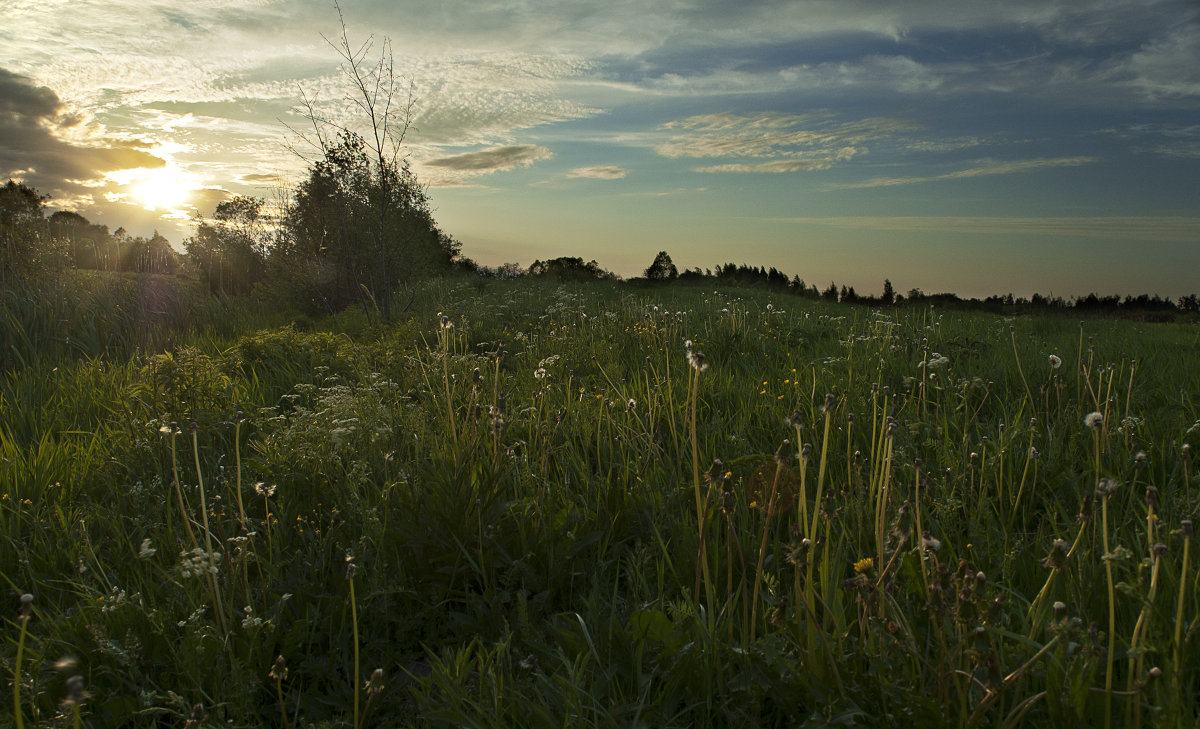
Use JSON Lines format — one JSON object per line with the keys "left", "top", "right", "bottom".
{"left": 238, "top": 173, "right": 281, "bottom": 184}
{"left": 425, "top": 144, "right": 552, "bottom": 172}
{"left": 0, "top": 68, "right": 163, "bottom": 196}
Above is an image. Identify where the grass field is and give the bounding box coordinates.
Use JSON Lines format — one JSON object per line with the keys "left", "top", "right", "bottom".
{"left": 4, "top": 273, "right": 1200, "bottom": 727}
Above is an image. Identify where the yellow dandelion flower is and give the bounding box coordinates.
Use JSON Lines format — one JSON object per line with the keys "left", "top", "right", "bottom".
{"left": 853, "top": 557, "right": 874, "bottom": 574}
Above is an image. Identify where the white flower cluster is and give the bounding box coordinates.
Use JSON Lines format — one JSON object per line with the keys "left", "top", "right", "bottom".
{"left": 179, "top": 548, "right": 221, "bottom": 578}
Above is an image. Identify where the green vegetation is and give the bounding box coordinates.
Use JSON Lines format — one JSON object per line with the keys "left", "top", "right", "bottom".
{"left": 4, "top": 271, "right": 1200, "bottom": 727}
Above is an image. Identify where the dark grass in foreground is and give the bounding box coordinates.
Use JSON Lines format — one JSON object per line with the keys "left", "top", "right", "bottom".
{"left": 4, "top": 274, "right": 1200, "bottom": 727}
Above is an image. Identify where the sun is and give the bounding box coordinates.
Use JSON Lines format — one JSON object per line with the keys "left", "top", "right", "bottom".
{"left": 129, "top": 166, "right": 199, "bottom": 211}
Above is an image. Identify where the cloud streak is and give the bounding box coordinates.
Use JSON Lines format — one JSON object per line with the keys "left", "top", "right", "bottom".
{"left": 567, "top": 165, "right": 628, "bottom": 179}
{"left": 422, "top": 143, "right": 552, "bottom": 177}
{"left": 830, "top": 156, "right": 1097, "bottom": 189}
{"left": 781, "top": 215, "right": 1200, "bottom": 242}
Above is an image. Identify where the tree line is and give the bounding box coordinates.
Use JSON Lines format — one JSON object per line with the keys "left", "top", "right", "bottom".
{"left": 0, "top": 180, "right": 178, "bottom": 287}
{"left": 635, "top": 250, "right": 1200, "bottom": 317}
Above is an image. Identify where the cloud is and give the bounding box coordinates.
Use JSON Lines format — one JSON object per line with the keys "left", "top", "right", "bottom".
{"left": 780, "top": 215, "right": 1200, "bottom": 242}
{"left": 567, "top": 165, "right": 628, "bottom": 179}
{"left": 694, "top": 160, "right": 840, "bottom": 173}
{"left": 657, "top": 112, "right": 909, "bottom": 159}
{"left": 652, "top": 111, "right": 900, "bottom": 174}
{"left": 0, "top": 67, "right": 165, "bottom": 198}
{"left": 423, "top": 145, "right": 553, "bottom": 183}
{"left": 831, "top": 156, "right": 1096, "bottom": 189}
{"left": 1120, "top": 26, "right": 1200, "bottom": 98}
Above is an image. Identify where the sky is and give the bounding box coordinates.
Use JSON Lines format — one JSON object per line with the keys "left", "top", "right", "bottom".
{"left": 2, "top": 0, "right": 1199, "bottom": 298}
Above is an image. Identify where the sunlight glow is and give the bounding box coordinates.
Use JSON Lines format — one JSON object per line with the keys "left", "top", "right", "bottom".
{"left": 129, "top": 166, "right": 198, "bottom": 211}
{"left": 104, "top": 163, "right": 202, "bottom": 212}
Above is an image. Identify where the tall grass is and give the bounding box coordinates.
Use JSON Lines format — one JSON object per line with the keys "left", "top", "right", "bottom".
{"left": 2, "top": 274, "right": 1199, "bottom": 727}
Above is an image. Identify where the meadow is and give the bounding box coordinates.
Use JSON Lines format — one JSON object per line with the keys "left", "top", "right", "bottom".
{"left": 3, "top": 272, "right": 1200, "bottom": 727}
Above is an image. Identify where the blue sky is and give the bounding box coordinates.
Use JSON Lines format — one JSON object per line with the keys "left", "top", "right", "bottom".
{"left": 3, "top": 0, "right": 1198, "bottom": 297}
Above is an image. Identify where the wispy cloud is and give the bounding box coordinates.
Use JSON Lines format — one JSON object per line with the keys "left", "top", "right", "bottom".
{"left": 780, "top": 215, "right": 1200, "bottom": 242}
{"left": 652, "top": 111, "right": 907, "bottom": 175}
{"left": 830, "top": 156, "right": 1096, "bottom": 189}
{"left": 567, "top": 165, "right": 627, "bottom": 179}
{"left": 694, "top": 159, "right": 841, "bottom": 173}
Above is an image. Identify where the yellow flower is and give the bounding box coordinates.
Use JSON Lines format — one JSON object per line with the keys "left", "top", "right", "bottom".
{"left": 853, "top": 557, "right": 874, "bottom": 574}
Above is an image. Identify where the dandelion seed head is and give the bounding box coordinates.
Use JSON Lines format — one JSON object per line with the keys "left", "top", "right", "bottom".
{"left": 1048, "top": 354, "right": 1062, "bottom": 369}
{"left": 1085, "top": 411, "right": 1103, "bottom": 429}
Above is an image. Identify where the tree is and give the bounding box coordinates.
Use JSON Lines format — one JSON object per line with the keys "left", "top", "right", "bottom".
{"left": 0, "top": 180, "right": 55, "bottom": 284}
{"left": 281, "top": 132, "right": 452, "bottom": 311}
{"left": 185, "top": 196, "right": 266, "bottom": 293}
{"left": 644, "top": 250, "right": 678, "bottom": 281}
{"left": 881, "top": 279, "right": 895, "bottom": 305}
{"left": 280, "top": 4, "right": 454, "bottom": 317}
{"left": 528, "top": 257, "right": 616, "bottom": 281}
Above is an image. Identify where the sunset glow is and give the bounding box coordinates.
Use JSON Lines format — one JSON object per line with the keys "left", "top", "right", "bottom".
{"left": 128, "top": 167, "right": 198, "bottom": 212}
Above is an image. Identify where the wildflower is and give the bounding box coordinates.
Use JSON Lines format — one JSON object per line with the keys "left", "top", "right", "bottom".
{"left": 255, "top": 482, "right": 276, "bottom": 498}
{"left": 853, "top": 557, "right": 874, "bottom": 574}
{"left": 1048, "top": 354, "right": 1062, "bottom": 369}
{"left": 138, "top": 538, "right": 157, "bottom": 559}
{"left": 533, "top": 368, "right": 547, "bottom": 380}
{"left": 626, "top": 398, "right": 637, "bottom": 411}
{"left": 62, "top": 673, "right": 88, "bottom": 710}
{"left": 184, "top": 703, "right": 206, "bottom": 729}
{"left": 365, "top": 668, "right": 386, "bottom": 696}
{"left": 179, "top": 548, "right": 220, "bottom": 578}
{"left": 686, "top": 349, "right": 709, "bottom": 372}
{"left": 269, "top": 655, "right": 288, "bottom": 681}
{"left": 1084, "top": 411, "right": 1103, "bottom": 429}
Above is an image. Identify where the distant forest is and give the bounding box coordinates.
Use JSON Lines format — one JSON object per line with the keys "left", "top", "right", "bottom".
{"left": 3, "top": 179, "right": 1196, "bottom": 320}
